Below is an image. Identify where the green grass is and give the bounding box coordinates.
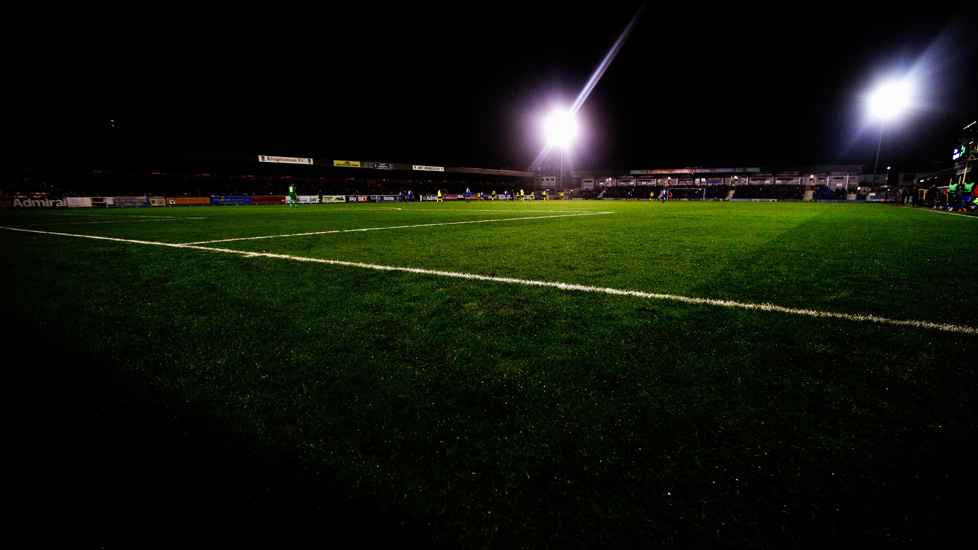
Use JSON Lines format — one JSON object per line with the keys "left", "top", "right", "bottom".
{"left": 2, "top": 201, "right": 976, "bottom": 548}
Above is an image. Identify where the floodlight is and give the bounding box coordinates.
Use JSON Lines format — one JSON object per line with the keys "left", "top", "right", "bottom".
{"left": 869, "top": 81, "right": 912, "bottom": 121}
{"left": 545, "top": 110, "right": 577, "bottom": 148}
{"left": 867, "top": 79, "right": 913, "bottom": 185}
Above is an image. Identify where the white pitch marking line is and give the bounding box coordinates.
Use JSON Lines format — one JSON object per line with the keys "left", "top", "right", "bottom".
{"left": 1, "top": 224, "right": 975, "bottom": 335}
{"left": 912, "top": 207, "right": 977, "bottom": 219}
{"left": 181, "top": 211, "right": 615, "bottom": 245}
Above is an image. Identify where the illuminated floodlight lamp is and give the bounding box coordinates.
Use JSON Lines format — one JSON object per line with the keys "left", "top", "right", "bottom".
{"left": 869, "top": 80, "right": 912, "bottom": 121}
{"left": 545, "top": 109, "right": 578, "bottom": 148}
{"left": 867, "top": 79, "right": 913, "bottom": 185}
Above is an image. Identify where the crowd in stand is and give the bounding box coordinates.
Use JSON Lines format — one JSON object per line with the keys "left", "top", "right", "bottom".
{"left": 811, "top": 185, "right": 848, "bottom": 201}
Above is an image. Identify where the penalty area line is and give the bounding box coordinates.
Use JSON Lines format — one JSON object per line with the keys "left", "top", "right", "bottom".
{"left": 1, "top": 224, "right": 975, "bottom": 336}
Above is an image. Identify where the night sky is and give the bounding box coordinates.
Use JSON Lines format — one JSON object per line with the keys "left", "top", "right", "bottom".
{"left": 12, "top": 2, "right": 978, "bottom": 174}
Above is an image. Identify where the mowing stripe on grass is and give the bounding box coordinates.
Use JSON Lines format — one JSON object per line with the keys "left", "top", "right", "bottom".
{"left": 15, "top": 217, "right": 208, "bottom": 227}
{"left": 2, "top": 224, "right": 976, "bottom": 335}
{"left": 181, "top": 211, "right": 614, "bottom": 245}
{"left": 406, "top": 208, "right": 595, "bottom": 213}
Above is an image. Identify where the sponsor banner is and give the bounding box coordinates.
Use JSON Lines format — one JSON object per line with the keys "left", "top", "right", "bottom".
{"left": 692, "top": 168, "right": 733, "bottom": 174}
{"left": 631, "top": 168, "right": 694, "bottom": 175}
{"left": 298, "top": 195, "right": 320, "bottom": 204}
{"left": 865, "top": 194, "right": 896, "bottom": 202}
{"left": 1, "top": 197, "right": 68, "bottom": 208}
{"left": 66, "top": 197, "right": 92, "bottom": 208}
{"left": 421, "top": 194, "right": 461, "bottom": 201}
{"left": 259, "top": 155, "right": 313, "bottom": 165}
{"left": 356, "top": 195, "right": 369, "bottom": 203}
{"left": 322, "top": 195, "right": 346, "bottom": 203}
{"left": 167, "top": 197, "right": 210, "bottom": 206}
{"left": 373, "top": 163, "right": 392, "bottom": 170}
{"left": 631, "top": 167, "right": 761, "bottom": 175}
{"left": 149, "top": 197, "right": 167, "bottom": 207}
{"left": 346, "top": 195, "right": 359, "bottom": 203}
{"left": 210, "top": 196, "right": 252, "bottom": 206}
{"left": 109, "top": 196, "right": 151, "bottom": 207}
{"left": 413, "top": 165, "right": 444, "bottom": 172}
{"left": 372, "top": 195, "right": 400, "bottom": 202}
{"left": 250, "top": 195, "right": 287, "bottom": 204}
{"left": 333, "top": 160, "right": 361, "bottom": 168}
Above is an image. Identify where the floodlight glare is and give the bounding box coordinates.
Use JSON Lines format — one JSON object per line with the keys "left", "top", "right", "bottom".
{"left": 869, "top": 81, "right": 912, "bottom": 120}
{"left": 867, "top": 79, "right": 913, "bottom": 185}
{"left": 545, "top": 110, "right": 577, "bottom": 147}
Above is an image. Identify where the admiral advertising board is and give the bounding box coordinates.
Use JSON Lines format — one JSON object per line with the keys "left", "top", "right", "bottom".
{"left": 0, "top": 197, "right": 68, "bottom": 208}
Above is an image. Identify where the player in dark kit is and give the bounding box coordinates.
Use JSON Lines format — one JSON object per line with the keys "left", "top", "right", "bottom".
{"left": 958, "top": 181, "right": 975, "bottom": 211}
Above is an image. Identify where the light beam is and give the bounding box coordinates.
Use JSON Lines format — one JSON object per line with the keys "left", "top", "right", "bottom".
{"left": 529, "top": 2, "right": 647, "bottom": 170}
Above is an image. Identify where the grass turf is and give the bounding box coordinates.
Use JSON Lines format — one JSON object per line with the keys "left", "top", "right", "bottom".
{"left": 2, "top": 201, "right": 975, "bottom": 548}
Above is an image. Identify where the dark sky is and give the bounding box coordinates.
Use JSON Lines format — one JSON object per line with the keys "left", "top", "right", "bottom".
{"left": 12, "top": 2, "right": 978, "bottom": 174}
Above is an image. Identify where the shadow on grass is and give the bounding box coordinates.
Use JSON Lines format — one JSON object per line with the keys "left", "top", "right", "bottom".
{"left": 6, "top": 313, "right": 439, "bottom": 549}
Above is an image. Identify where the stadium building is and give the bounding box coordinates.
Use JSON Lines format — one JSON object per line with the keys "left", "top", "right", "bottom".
{"left": 569, "top": 166, "right": 865, "bottom": 202}
{"left": 6, "top": 120, "right": 975, "bottom": 207}
{"left": 2, "top": 143, "right": 874, "bottom": 204}
{"left": 6, "top": 145, "right": 537, "bottom": 204}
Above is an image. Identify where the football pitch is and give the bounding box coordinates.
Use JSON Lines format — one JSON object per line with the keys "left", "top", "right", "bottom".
{"left": 2, "top": 201, "right": 976, "bottom": 548}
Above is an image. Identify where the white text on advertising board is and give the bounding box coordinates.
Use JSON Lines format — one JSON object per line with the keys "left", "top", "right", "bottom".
{"left": 258, "top": 155, "right": 313, "bottom": 165}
